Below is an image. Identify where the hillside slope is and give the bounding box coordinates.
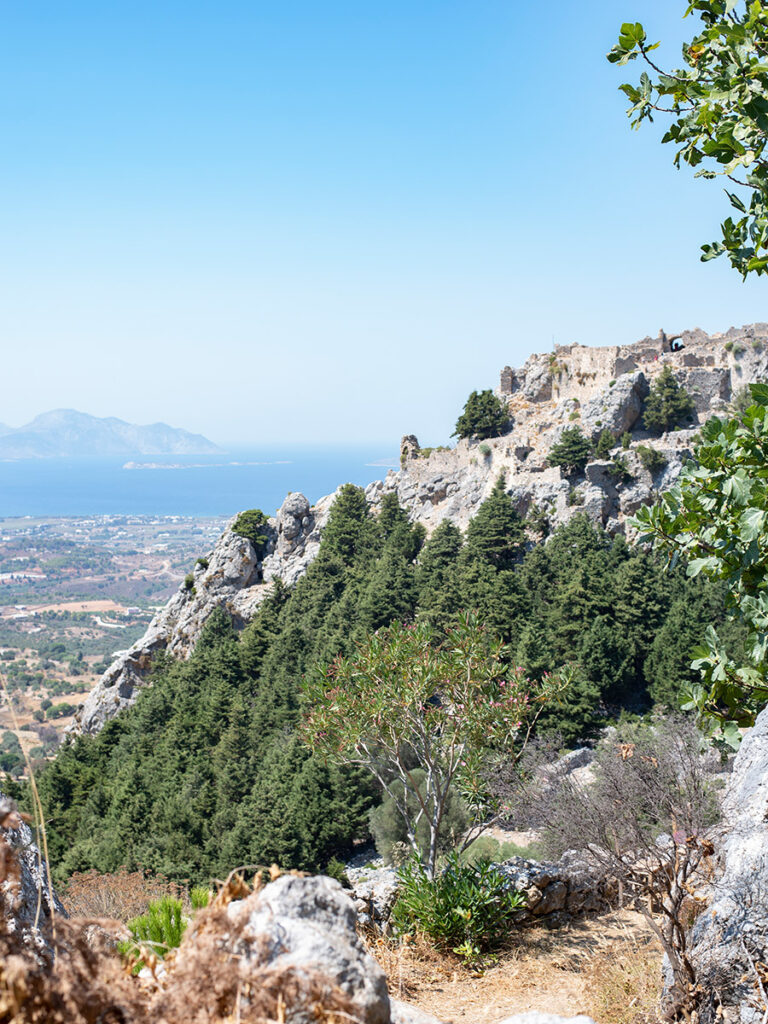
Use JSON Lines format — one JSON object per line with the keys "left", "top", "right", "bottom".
{"left": 69, "top": 323, "right": 768, "bottom": 735}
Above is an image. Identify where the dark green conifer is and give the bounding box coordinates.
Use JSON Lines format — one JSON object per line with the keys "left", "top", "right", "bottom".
{"left": 643, "top": 366, "right": 695, "bottom": 434}
{"left": 464, "top": 475, "right": 525, "bottom": 570}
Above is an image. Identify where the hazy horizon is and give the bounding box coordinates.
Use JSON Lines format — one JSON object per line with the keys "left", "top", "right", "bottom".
{"left": 3, "top": 2, "right": 766, "bottom": 447}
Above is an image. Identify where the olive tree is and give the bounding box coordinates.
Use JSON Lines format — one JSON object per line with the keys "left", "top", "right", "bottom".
{"left": 300, "top": 612, "right": 571, "bottom": 878}
{"left": 609, "top": 1, "right": 768, "bottom": 277}
{"left": 631, "top": 383, "right": 768, "bottom": 744}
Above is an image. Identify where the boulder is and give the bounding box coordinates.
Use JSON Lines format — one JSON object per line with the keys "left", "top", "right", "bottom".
{"left": 224, "top": 874, "right": 390, "bottom": 1024}
{"left": 346, "top": 862, "right": 400, "bottom": 930}
{"left": 686, "top": 707, "right": 768, "bottom": 1024}
{"left": 390, "top": 1000, "right": 446, "bottom": 1024}
{"left": 0, "top": 794, "right": 65, "bottom": 961}
{"left": 581, "top": 371, "right": 648, "bottom": 440}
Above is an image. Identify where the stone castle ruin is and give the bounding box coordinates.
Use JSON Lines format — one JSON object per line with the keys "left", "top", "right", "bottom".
{"left": 71, "top": 322, "right": 768, "bottom": 737}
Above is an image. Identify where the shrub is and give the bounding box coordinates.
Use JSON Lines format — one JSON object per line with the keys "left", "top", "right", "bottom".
{"left": 526, "top": 502, "right": 550, "bottom": 539}
{"left": 478, "top": 443, "right": 491, "bottom": 457}
{"left": 566, "top": 488, "right": 584, "bottom": 506}
{"left": 453, "top": 390, "right": 509, "bottom": 440}
{"left": 62, "top": 867, "right": 186, "bottom": 921}
{"left": 547, "top": 427, "right": 593, "bottom": 475}
{"left": 643, "top": 367, "right": 695, "bottom": 434}
{"left": 595, "top": 428, "right": 615, "bottom": 459}
{"left": 391, "top": 852, "right": 525, "bottom": 961}
{"left": 637, "top": 445, "right": 668, "bottom": 473}
{"left": 232, "top": 508, "right": 269, "bottom": 557}
{"left": 195, "top": 557, "right": 209, "bottom": 570}
{"left": 461, "top": 835, "right": 542, "bottom": 865}
{"left": 183, "top": 573, "right": 195, "bottom": 593}
{"left": 605, "top": 455, "right": 633, "bottom": 484}
{"left": 119, "top": 895, "right": 186, "bottom": 969}
{"left": 190, "top": 886, "right": 211, "bottom": 910}
{"left": 323, "top": 857, "right": 351, "bottom": 888}
{"left": 621, "top": 431, "right": 632, "bottom": 449}
{"left": 537, "top": 716, "right": 720, "bottom": 1012}
{"left": 729, "top": 385, "right": 754, "bottom": 420}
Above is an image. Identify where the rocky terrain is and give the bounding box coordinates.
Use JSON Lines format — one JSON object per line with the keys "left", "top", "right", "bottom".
{"left": 371, "top": 322, "right": 768, "bottom": 535}
{"left": 69, "top": 323, "right": 768, "bottom": 735}
{"left": 4, "top": 699, "right": 768, "bottom": 1022}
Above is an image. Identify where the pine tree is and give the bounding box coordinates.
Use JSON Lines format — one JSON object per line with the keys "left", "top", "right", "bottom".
{"left": 359, "top": 548, "right": 417, "bottom": 632}
{"left": 595, "top": 428, "right": 615, "bottom": 459}
{"left": 464, "top": 475, "right": 525, "bottom": 570}
{"left": 320, "top": 484, "right": 380, "bottom": 566}
{"left": 643, "top": 366, "right": 695, "bottom": 434}
{"left": 453, "top": 389, "right": 509, "bottom": 440}
{"left": 546, "top": 427, "right": 593, "bottom": 475}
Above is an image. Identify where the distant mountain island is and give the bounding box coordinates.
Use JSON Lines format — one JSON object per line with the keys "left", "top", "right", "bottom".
{"left": 0, "top": 409, "right": 222, "bottom": 459}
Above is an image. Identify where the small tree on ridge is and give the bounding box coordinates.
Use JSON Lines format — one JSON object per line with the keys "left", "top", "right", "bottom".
{"left": 453, "top": 390, "right": 509, "bottom": 440}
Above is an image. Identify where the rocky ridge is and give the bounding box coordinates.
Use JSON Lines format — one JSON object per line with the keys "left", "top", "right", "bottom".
{"left": 685, "top": 704, "right": 768, "bottom": 1024}
{"left": 368, "top": 323, "right": 768, "bottom": 535}
{"left": 70, "top": 323, "right": 768, "bottom": 735}
{"left": 70, "top": 489, "right": 337, "bottom": 734}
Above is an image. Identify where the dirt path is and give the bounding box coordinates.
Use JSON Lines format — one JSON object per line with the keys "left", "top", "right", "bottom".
{"left": 373, "top": 910, "right": 662, "bottom": 1024}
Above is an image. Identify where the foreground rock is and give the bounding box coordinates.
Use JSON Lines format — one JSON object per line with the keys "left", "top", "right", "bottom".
{"left": 178, "top": 874, "right": 391, "bottom": 1024}
{"left": 0, "top": 793, "right": 65, "bottom": 961}
{"left": 686, "top": 707, "right": 768, "bottom": 1024}
{"left": 496, "top": 1016, "right": 596, "bottom": 1024}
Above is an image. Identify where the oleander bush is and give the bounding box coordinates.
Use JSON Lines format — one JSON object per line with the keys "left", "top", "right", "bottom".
{"left": 391, "top": 852, "right": 525, "bottom": 960}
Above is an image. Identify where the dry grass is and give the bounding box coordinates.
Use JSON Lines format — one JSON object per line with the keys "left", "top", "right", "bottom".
{"left": 61, "top": 868, "right": 189, "bottom": 922}
{"left": 369, "top": 910, "right": 664, "bottom": 1024}
{"left": 0, "top": 859, "right": 358, "bottom": 1024}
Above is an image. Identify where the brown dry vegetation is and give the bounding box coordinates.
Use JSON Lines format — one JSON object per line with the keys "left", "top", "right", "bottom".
{"left": 369, "top": 910, "right": 663, "bottom": 1024}
{"left": 1, "top": 858, "right": 357, "bottom": 1024}
{"left": 61, "top": 868, "right": 189, "bottom": 922}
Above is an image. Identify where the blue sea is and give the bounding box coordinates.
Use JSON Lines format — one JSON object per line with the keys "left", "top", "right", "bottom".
{"left": 0, "top": 445, "right": 399, "bottom": 518}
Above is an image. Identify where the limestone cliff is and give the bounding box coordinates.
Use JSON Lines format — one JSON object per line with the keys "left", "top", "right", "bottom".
{"left": 70, "top": 322, "right": 768, "bottom": 736}
{"left": 370, "top": 323, "right": 768, "bottom": 536}
{"left": 70, "top": 490, "right": 337, "bottom": 735}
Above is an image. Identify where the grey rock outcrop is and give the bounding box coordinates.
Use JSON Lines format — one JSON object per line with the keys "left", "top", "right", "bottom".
{"left": 70, "top": 489, "right": 336, "bottom": 735}
{"left": 581, "top": 371, "right": 649, "bottom": 439}
{"left": 0, "top": 794, "right": 65, "bottom": 960}
{"left": 73, "top": 323, "right": 768, "bottom": 737}
{"left": 686, "top": 707, "right": 768, "bottom": 1024}
{"left": 222, "top": 874, "right": 390, "bottom": 1024}
{"left": 347, "top": 861, "right": 400, "bottom": 931}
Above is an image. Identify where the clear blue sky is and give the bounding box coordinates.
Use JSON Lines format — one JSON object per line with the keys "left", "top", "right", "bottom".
{"left": 2, "top": 1, "right": 765, "bottom": 448}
